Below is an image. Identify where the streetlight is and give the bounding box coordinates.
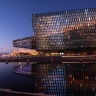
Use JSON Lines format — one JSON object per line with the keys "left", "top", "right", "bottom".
{"left": 1, "top": 48, "right": 2, "bottom": 58}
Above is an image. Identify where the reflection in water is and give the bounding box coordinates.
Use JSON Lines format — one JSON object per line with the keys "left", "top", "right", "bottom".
{"left": 0, "top": 62, "right": 36, "bottom": 93}
{"left": 35, "top": 63, "right": 96, "bottom": 96}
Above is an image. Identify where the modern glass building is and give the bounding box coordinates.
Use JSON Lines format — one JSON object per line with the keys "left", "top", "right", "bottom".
{"left": 13, "top": 36, "right": 36, "bottom": 49}
{"left": 32, "top": 8, "right": 96, "bottom": 53}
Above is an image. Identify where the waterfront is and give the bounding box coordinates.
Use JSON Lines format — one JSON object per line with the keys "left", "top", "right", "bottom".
{"left": 35, "top": 63, "right": 96, "bottom": 96}
{"left": 0, "top": 61, "right": 95, "bottom": 96}
{"left": 0, "top": 62, "right": 36, "bottom": 93}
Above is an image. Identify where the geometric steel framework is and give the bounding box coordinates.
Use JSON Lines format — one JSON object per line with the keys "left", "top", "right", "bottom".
{"left": 32, "top": 8, "right": 96, "bottom": 52}
{"left": 13, "top": 36, "right": 36, "bottom": 49}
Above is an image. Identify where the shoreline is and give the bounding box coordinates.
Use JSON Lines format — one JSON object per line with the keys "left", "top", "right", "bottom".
{"left": 0, "top": 56, "right": 96, "bottom": 63}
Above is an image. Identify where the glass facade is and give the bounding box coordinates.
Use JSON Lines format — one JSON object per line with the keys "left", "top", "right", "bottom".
{"left": 13, "top": 36, "right": 36, "bottom": 49}
{"left": 32, "top": 8, "right": 96, "bottom": 51}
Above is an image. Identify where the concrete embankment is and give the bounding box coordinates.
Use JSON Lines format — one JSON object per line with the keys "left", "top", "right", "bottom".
{"left": 0, "top": 56, "right": 96, "bottom": 63}
{"left": 0, "top": 56, "right": 62, "bottom": 63}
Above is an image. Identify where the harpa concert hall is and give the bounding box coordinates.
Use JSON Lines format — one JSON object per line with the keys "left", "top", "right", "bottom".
{"left": 13, "top": 8, "right": 96, "bottom": 56}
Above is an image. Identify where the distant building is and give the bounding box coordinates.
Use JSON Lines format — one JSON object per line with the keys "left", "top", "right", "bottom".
{"left": 32, "top": 8, "right": 96, "bottom": 54}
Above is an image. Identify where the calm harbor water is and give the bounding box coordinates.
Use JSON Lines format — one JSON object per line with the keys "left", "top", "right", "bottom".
{"left": 0, "top": 62, "right": 36, "bottom": 92}
{"left": 0, "top": 62, "right": 96, "bottom": 96}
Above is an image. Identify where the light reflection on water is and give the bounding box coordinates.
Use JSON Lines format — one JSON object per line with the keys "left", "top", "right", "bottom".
{"left": 0, "top": 62, "right": 96, "bottom": 96}
{"left": 35, "top": 63, "right": 96, "bottom": 96}
{"left": 0, "top": 62, "right": 35, "bottom": 92}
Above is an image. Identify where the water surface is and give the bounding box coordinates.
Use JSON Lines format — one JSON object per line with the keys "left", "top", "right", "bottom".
{"left": 0, "top": 62, "right": 35, "bottom": 92}
{"left": 0, "top": 62, "right": 96, "bottom": 96}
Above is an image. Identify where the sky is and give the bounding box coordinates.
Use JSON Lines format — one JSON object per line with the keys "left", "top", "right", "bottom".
{"left": 0, "top": 0, "right": 96, "bottom": 53}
